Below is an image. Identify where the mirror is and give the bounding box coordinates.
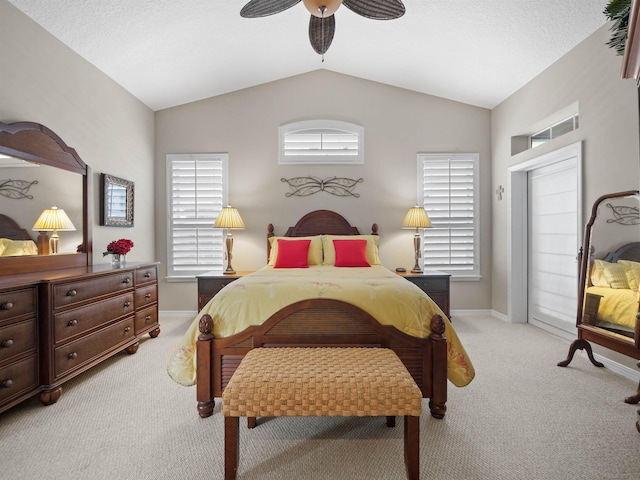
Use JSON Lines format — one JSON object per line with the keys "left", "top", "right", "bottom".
{"left": 0, "top": 156, "right": 83, "bottom": 254}
{"left": 100, "top": 173, "right": 134, "bottom": 227}
{"left": 579, "top": 191, "right": 640, "bottom": 345}
{"left": 0, "top": 121, "right": 91, "bottom": 275}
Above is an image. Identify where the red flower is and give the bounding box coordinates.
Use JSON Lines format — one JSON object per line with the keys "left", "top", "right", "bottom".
{"left": 103, "top": 238, "right": 134, "bottom": 256}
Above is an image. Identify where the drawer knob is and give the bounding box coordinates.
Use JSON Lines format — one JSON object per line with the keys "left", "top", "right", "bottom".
{"left": 1, "top": 339, "right": 14, "bottom": 348}
{"left": 67, "top": 290, "right": 77, "bottom": 297}
{"left": 68, "top": 352, "right": 78, "bottom": 360}
{"left": 122, "top": 278, "right": 131, "bottom": 284}
{"left": 124, "top": 301, "right": 132, "bottom": 308}
{"left": 145, "top": 315, "right": 151, "bottom": 323}
{"left": 144, "top": 272, "right": 151, "bottom": 278}
{"left": 124, "top": 326, "right": 131, "bottom": 333}
{"left": 145, "top": 293, "right": 151, "bottom": 300}
{"left": 0, "top": 302, "right": 14, "bottom": 311}
{"left": 1, "top": 379, "right": 13, "bottom": 389}
{"left": 67, "top": 319, "right": 78, "bottom": 327}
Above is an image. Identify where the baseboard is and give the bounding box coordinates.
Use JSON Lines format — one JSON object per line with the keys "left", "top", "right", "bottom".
{"left": 450, "top": 308, "right": 497, "bottom": 319}
{"left": 592, "top": 354, "right": 640, "bottom": 383}
{"left": 159, "top": 310, "right": 196, "bottom": 321}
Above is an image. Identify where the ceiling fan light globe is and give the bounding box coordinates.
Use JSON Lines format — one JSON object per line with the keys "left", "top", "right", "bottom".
{"left": 303, "top": 0, "right": 342, "bottom": 17}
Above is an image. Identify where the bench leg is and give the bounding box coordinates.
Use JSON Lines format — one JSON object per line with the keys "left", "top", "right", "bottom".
{"left": 386, "top": 416, "right": 396, "bottom": 427}
{"left": 404, "top": 415, "right": 420, "bottom": 480}
{"left": 224, "top": 416, "right": 239, "bottom": 480}
{"left": 248, "top": 417, "right": 257, "bottom": 428}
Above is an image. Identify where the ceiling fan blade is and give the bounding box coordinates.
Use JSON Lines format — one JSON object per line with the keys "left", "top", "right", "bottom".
{"left": 342, "top": 0, "right": 405, "bottom": 20}
{"left": 240, "top": 0, "right": 301, "bottom": 18}
{"left": 309, "top": 14, "right": 335, "bottom": 55}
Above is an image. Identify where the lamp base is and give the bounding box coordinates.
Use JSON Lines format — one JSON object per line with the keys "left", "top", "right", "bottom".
{"left": 36, "top": 232, "right": 50, "bottom": 255}
{"left": 411, "top": 232, "right": 423, "bottom": 274}
{"left": 224, "top": 232, "right": 235, "bottom": 275}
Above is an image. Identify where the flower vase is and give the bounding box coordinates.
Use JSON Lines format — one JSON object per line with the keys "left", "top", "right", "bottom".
{"left": 111, "top": 254, "right": 126, "bottom": 268}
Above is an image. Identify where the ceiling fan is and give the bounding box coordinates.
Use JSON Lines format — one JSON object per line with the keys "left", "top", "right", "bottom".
{"left": 240, "top": 0, "right": 406, "bottom": 58}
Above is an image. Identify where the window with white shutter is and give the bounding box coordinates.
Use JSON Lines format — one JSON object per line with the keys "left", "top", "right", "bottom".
{"left": 166, "top": 153, "right": 228, "bottom": 280}
{"left": 278, "top": 120, "right": 363, "bottom": 164}
{"left": 418, "top": 153, "right": 480, "bottom": 279}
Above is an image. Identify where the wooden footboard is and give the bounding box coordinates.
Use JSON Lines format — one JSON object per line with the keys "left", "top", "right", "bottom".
{"left": 196, "top": 298, "right": 448, "bottom": 419}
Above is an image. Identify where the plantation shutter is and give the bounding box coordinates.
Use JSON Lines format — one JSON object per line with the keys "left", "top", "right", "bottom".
{"left": 167, "top": 154, "right": 228, "bottom": 278}
{"left": 418, "top": 153, "right": 479, "bottom": 277}
{"left": 279, "top": 120, "right": 364, "bottom": 164}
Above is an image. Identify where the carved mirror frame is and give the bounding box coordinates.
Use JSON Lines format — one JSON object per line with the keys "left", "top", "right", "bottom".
{"left": 0, "top": 121, "right": 92, "bottom": 275}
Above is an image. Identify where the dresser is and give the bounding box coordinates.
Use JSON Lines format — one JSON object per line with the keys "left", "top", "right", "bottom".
{"left": 0, "top": 282, "right": 39, "bottom": 413}
{"left": 397, "top": 270, "right": 451, "bottom": 319}
{"left": 196, "top": 271, "right": 253, "bottom": 311}
{"left": 0, "top": 262, "right": 159, "bottom": 412}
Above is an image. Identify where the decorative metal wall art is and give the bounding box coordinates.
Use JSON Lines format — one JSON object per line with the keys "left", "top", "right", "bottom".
{"left": 281, "top": 176, "right": 364, "bottom": 197}
{"left": 606, "top": 202, "right": 640, "bottom": 225}
{"left": 0, "top": 179, "right": 38, "bottom": 199}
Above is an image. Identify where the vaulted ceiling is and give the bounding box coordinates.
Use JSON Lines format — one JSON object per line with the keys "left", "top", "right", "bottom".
{"left": 8, "top": 0, "right": 610, "bottom": 111}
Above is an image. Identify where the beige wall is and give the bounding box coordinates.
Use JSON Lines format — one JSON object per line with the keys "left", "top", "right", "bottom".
{"left": 0, "top": 1, "right": 155, "bottom": 266}
{"left": 491, "top": 24, "right": 640, "bottom": 368}
{"left": 492, "top": 24, "right": 640, "bottom": 317}
{"left": 155, "top": 71, "right": 492, "bottom": 311}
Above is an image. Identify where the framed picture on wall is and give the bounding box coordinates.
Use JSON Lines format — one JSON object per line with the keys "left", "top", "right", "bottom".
{"left": 100, "top": 173, "right": 134, "bottom": 227}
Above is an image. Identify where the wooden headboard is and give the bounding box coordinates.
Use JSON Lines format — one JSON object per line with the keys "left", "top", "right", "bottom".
{"left": 603, "top": 242, "right": 640, "bottom": 263}
{"left": 0, "top": 214, "right": 34, "bottom": 241}
{"left": 266, "top": 210, "right": 378, "bottom": 261}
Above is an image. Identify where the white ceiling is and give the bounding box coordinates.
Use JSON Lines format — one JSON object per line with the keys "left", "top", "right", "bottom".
{"left": 8, "top": 0, "right": 610, "bottom": 111}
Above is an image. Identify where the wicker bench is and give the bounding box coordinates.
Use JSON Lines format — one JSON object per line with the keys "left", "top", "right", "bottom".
{"left": 222, "top": 347, "right": 423, "bottom": 480}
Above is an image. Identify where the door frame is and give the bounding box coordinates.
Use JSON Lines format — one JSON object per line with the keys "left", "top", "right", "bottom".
{"left": 507, "top": 142, "right": 582, "bottom": 329}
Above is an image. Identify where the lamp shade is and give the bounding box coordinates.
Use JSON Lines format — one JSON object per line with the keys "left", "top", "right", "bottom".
{"left": 214, "top": 206, "right": 245, "bottom": 229}
{"left": 32, "top": 206, "right": 76, "bottom": 231}
{"left": 402, "top": 205, "right": 431, "bottom": 229}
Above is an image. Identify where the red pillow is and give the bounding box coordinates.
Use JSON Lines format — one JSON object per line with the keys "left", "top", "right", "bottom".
{"left": 274, "top": 239, "right": 311, "bottom": 268}
{"left": 333, "top": 239, "right": 370, "bottom": 267}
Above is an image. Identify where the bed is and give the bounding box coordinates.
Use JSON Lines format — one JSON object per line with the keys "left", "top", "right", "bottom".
{"left": 167, "top": 210, "right": 475, "bottom": 419}
{"left": 0, "top": 213, "right": 38, "bottom": 256}
{"left": 585, "top": 242, "right": 640, "bottom": 338}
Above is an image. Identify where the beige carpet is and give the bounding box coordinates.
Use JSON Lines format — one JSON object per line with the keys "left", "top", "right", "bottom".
{"left": 1, "top": 313, "right": 638, "bottom": 480}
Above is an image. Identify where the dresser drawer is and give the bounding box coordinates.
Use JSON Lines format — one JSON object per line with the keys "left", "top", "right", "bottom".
{"left": 54, "top": 292, "right": 135, "bottom": 344}
{"left": 135, "top": 305, "right": 158, "bottom": 333}
{"left": 53, "top": 272, "right": 134, "bottom": 309}
{"left": 54, "top": 316, "right": 135, "bottom": 378}
{"left": 0, "top": 318, "right": 36, "bottom": 364}
{"left": 0, "top": 354, "right": 38, "bottom": 403}
{"left": 135, "top": 266, "right": 157, "bottom": 285}
{"left": 0, "top": 287, "right": 36, "bottom": 323}
{"left": 135, "top": 284, "right": 157, "bottom": 309}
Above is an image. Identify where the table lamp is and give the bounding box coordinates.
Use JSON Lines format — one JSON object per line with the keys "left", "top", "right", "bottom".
{"left": 32, "top": 206, "right": 76, "bottom": 255}
{"left": 402, "top": 205, "right": 431, "bottom": 274}
{"left": 214, "top": 205, "right": 245, "bottom": 274}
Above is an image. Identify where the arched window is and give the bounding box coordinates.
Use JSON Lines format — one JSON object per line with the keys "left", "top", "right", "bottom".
{"left": 278, "top": 120, "right": 363, "bottom": 164}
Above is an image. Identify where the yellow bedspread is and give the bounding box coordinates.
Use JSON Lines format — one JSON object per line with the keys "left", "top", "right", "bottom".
{"left": 167, "top": 265, "right": 475, "bottom": 388}
{"left": 586, "top": 286, "right": 638, "bottom": 330}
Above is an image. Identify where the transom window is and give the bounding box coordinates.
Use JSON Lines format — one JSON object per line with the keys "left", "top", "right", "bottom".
{"left": 530, "top": 114, "right": 579, "bottom": 148}
{"left": 278, "top": 120, "right": 363, "bottom": 164}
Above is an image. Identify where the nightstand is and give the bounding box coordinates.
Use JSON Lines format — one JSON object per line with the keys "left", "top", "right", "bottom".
{"left": 397, "top": 270, "right": 451, "bottom": 319}
{"left": 196, "top": 271, "right": 253, "bottom": 311}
